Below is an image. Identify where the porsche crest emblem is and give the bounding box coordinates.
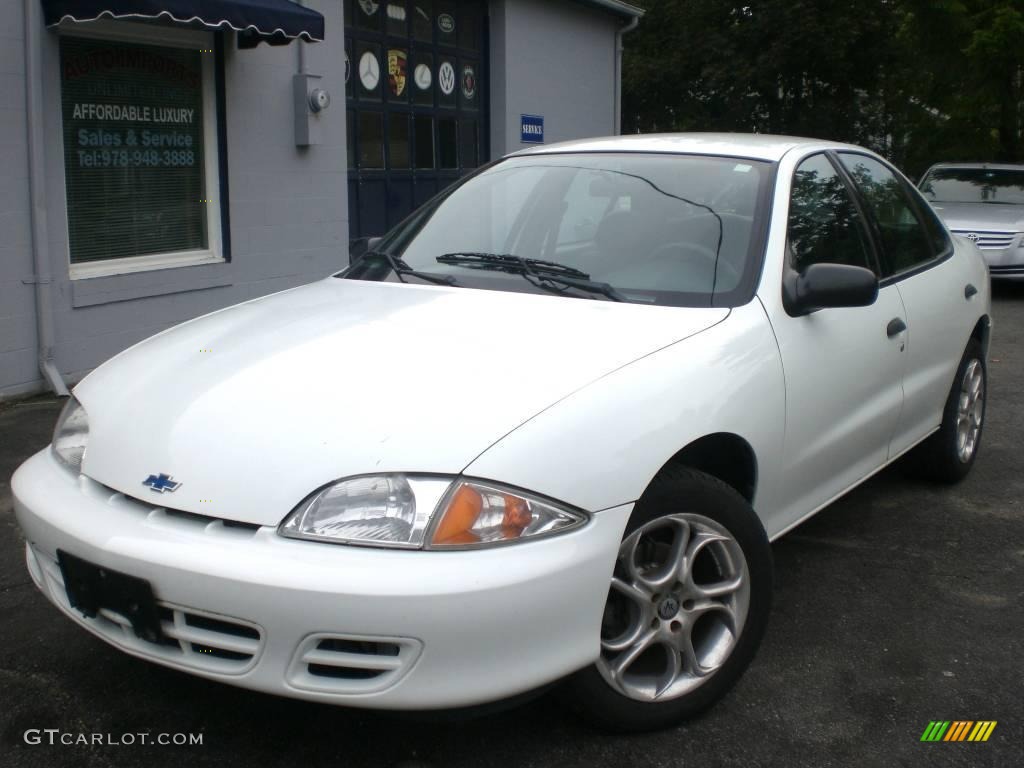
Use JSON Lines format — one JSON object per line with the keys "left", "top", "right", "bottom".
{"left": 388, "top": 49, "right": 408, "bottom": 97}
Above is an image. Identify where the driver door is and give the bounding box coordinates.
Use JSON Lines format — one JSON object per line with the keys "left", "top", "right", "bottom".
{"left": 766, "top": 153, "right": 907, "bottom": 529}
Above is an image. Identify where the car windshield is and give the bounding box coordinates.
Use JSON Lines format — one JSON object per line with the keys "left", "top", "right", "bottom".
{"left": 344, "top": 152, "right": 773, "bottom": 307}
{"left": 920, "top": 167, "right": 1024, "bottom": 205}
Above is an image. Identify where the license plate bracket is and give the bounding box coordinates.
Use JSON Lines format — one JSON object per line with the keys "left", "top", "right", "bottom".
{"left": 57, "top": 550, "right": 165, "bottom": 643}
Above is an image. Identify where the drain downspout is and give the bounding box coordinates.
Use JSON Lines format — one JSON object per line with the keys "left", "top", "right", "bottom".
{"left": 614, "top": 15, "right": 640, "bottom": 135}
{"left": 24, "top": 0, "right": 68, "bottom": 396}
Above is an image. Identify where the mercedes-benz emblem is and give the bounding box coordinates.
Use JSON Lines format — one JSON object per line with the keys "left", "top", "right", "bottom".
{"left": 359, "top": 52, "right": 380, "bottom": 91}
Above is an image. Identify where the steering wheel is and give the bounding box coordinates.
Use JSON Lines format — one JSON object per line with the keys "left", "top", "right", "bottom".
{"left": 646, "top": 241, "right": 742, "bottom": 288}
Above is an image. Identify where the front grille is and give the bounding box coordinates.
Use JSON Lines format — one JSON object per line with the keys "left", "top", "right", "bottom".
{"left": 76, "top": 479, "right": 263, "bottom": 536}
{"left": 287, "top": 633, "right": 422, "bottom": 694}
{"left": 29, "top": 545, "right": 264, "bottom": 675}
{"left": 951, "top": 229, "right": 1018, "bottom": 250}
{"left": 990, "top": 265, "right": 1024, "bottom": 276}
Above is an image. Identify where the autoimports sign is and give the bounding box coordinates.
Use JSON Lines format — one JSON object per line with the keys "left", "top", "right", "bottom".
{"left": 59, "top": 37, "right": 208, "bottom": 263}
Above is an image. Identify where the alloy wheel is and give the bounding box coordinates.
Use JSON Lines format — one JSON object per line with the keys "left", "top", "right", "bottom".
{"left": 956, "top": 359, "right": 984, "bottom": 463}
{"left": 596, "top": 513, "right": 750, "bottom": 702}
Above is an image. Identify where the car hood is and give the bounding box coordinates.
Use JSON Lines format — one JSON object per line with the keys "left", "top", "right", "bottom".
{"left": 74, "top": 278, "right": 728, "bottom": 526}
{"left": 929, "top": 202, "right": 1024, "bottom": 232}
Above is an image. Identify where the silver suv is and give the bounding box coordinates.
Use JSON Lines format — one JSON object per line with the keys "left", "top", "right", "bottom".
{"left": 918, "top": 163, "right": 1024, "bottom": 280}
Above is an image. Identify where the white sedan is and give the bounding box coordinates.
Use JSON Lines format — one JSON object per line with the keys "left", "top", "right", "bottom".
{"left": 13, "top": 134, "right": 991, "bottom": 731}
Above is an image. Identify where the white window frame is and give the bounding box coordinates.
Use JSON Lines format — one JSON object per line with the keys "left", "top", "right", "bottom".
{"left": 57, "top": 20, "right": 224, "bottom": 280}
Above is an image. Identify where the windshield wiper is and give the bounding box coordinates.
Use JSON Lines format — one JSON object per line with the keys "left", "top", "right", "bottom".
{"left": 436, "top": 252, "right": 626, "bottom": 302}
{"left": 437, "top": 252, "right": 592, "bottom": 278}
{"left": 361, "top": 251, "right": 457, "bottom": 286}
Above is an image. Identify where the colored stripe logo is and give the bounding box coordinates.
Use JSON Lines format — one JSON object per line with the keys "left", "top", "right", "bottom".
{"left": 921, "top": 721, "right": 997, "bottom": 742}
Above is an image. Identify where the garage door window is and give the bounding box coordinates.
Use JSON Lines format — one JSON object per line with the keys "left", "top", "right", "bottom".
{"left": 59, "top": 28, "right": 222, "bottom": 278}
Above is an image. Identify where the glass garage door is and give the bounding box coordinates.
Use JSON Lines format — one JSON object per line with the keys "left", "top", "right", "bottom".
{"left": 346, "top": 0, "right": 487, "bottom": 239}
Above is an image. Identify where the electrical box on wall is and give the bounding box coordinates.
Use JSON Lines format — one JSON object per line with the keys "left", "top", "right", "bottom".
{"left": 293, "top": 73, "right": 330, "bottom": 146}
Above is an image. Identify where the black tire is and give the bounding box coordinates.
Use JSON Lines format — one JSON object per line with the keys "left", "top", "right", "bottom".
{"left": 561, "top": 466, "right": 772, "bottom": 732}
{"left": 901, "top": 339, "right": 986, "bottom": 484}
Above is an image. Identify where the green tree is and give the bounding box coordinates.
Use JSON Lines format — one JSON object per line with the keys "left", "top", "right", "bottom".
{"left": 623, "top": 0, "right": 1024, "bottom": 175}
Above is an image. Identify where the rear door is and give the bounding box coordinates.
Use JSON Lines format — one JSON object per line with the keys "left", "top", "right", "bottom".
{"left": 835, "top": 152, "right": 977, "bottom": 458}
{"left": 766, "top": 153, "right": 907, "bottom": 523}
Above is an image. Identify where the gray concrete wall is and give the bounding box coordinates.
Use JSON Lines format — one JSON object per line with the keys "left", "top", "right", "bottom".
{"left": 489, "top": 0, "right": 620, "bottom": 158}
{"left": 0, "top": 0, "right": 349, "bottom": 399}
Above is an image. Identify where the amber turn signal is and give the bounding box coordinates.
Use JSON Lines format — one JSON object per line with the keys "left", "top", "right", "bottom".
{"left": 428, "top": 481, "right": 587, "bottom": 548}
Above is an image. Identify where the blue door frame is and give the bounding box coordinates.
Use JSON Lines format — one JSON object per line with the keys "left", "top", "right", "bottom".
{"left": 345, "top": 0, "right": 489, "bottom": 241}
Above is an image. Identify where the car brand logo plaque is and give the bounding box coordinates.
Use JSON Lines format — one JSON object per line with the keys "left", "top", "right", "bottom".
{"left": 388, "top": 49, "right": 408, "bottom": 96}
{"left": 359, "top": 52, "right": 380, "bottom": 91}
{"left": 438, "top": 61, "right": 456, "bottom": 96}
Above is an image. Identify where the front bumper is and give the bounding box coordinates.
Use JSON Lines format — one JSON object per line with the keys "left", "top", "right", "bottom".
{"left": 12, "top": 449, "right": 632, "bottom": 709}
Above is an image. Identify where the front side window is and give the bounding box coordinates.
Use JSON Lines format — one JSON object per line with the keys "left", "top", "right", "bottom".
{"left": 348, "top": 152, "right": 772, "bottom": 307}
{"left": 920, "top": 167, "right": 1024, "bottom": 205}
{"left": 59, "top": 32, "right": 220, "bottom": 275}
{"left": 838, "top": 153, "right": 934, "bottom": 276}
{"left": 787, "top": 154, "right": 875, "bottom": 274}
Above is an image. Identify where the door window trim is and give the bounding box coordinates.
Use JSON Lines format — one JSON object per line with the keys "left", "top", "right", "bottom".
{"left": 784, "top": 151, "right": 885, "bottom": 278}
{"left": 829, "top": 150, "right": 953, "bottom": 286}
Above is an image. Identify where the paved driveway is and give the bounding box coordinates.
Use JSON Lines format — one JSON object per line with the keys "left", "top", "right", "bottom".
{"left": 1, "top": 284, "right": 1021, "bottom": 768}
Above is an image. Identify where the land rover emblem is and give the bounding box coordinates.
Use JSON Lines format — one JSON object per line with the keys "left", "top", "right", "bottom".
{"left": 438, "top": 13, "right": 455, "bottom": 34}
{"left": 966, "top": 233, "right": 979, "bottom": 242}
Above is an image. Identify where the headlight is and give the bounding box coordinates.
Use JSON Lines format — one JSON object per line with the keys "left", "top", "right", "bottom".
{"left": 278, "top": 475, "right": 587, "bottom": 549}
{"left": 51, "top": 396, "right": 89, "bottom": 475}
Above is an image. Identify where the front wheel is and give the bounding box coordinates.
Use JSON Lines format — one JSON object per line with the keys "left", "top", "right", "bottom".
{"left": 563, "top": 467, "right": 772, "bottom": 731}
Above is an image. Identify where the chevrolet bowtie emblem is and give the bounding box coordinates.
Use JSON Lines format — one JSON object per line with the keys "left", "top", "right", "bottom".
{"left": 143, "top": 473, "right": 182, "bottom": 493}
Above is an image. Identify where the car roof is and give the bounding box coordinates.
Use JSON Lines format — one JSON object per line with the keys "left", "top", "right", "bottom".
{"left": 509, "top": 132, "right": 862, "bottom": 163}
{"left": 924, "top": 162, "right": 1024, "bottom": 172}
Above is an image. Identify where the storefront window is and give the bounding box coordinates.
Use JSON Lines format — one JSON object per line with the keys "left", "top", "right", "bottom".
{"left": 59, "top": 32, "right": 220, "bottom": 272}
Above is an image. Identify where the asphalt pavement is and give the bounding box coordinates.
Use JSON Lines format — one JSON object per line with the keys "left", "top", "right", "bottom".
{"left": 1, "top": 283, "right": 1021, "bottom": 768}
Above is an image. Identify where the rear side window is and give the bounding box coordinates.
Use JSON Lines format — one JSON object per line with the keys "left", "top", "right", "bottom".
{"left": 915, "top": 191, "right": 954, "bottom": 256}
{"left": 787, "top": 154, "right": 875, "bottom": 274}
{"left": 838, "top": 153, "right": 936, "bottom": 276}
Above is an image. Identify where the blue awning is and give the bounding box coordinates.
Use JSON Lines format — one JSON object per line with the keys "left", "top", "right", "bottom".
{"left": 41, "top": 0, "right": 325, "bottom": 45}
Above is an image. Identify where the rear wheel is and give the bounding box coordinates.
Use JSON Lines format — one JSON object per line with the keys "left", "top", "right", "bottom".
{"left": 902, "top": 340, "right": 986, "bottom": 484}
{"left": 564, "top": 466, "right": 772, "bottom": 731}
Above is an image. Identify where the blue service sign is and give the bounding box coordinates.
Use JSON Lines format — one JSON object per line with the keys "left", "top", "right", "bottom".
{"left": 521, "top": 114, "right": 544, "bottom": 144}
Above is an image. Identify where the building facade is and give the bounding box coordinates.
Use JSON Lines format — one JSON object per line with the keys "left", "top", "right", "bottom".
{"left": 1, "top": 0, "right": 642, "bottom": 399}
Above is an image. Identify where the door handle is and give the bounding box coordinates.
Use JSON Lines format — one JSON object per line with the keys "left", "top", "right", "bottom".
{"left": 965, "top": 283, "right": 978, "bottom": 299}
{"left": 887, "top": 318, "right": 907, "bottom": 338}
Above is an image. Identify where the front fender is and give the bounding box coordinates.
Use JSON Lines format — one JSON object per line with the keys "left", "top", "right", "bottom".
{"left": 465, "top": 301, "right": 788, "bottom": 536}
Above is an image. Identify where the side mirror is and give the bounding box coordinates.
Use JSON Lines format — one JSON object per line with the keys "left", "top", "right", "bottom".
{"left": 783, "top": 263, "right": 879, "bottom": 317}
{"left": 349, "top": 236, "right": 382, "bottom": 265}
